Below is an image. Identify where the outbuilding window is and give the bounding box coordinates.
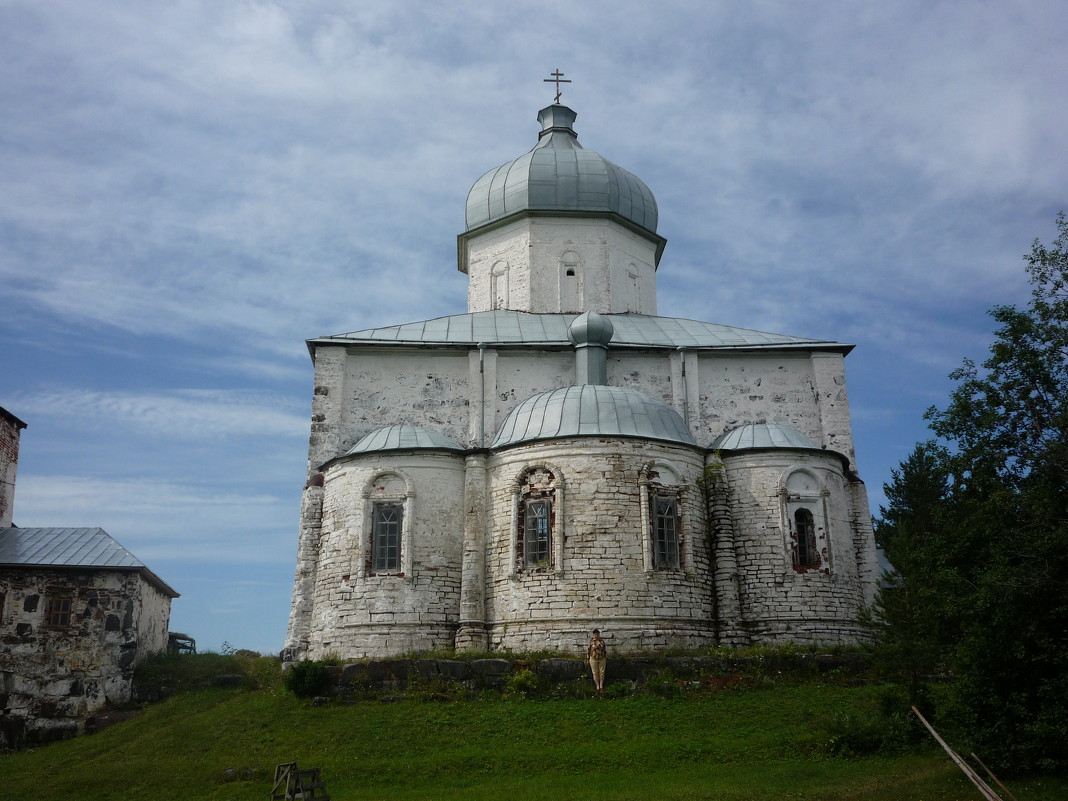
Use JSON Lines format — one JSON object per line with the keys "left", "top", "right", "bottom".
{"left": 48, "top": 597, "right": 73, "bottom": 626}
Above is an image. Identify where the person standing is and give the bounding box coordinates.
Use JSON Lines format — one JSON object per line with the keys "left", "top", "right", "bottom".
{"left": 586, "top": 629, "right": 607, "bottom": 692}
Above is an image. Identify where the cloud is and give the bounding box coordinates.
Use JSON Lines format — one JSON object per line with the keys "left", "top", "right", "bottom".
{"left": 8, "top": 389, "right": 308, "bottom": 440}
{"left": 13, "top": 474, "right": 296, "bottom": 564}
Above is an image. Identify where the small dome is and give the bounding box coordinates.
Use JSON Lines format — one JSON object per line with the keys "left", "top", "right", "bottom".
{"left": 492, "top": 385, "right": 695, "bottom": 449}
{"left": 465, "top": 104, "right": 658, "bottom": 235}
{"left": 346, "top": 425, "right": 463, "bottom": 455}
{"left": 568, "top": 310, "right": 614, "bottom": 346}
{"left": 710, "top": 423, "right": 820, "bottom": 451}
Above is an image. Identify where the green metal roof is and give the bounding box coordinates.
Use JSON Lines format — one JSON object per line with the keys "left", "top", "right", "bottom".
{"left": 465, "top": 104, "right": 658, "bottom": 235}
{"left": 311, "top": 311, "right": 849, "bottom": 352}
{"left": 346, "top": 425, "right": 463, "bottom": 455}
{"left": 0, "top": 527, "right": 179, "bottom": 597}
{"left": 492, "top": 385, "right": 697, "bottom": 449}
{"left": 711, "top": 423, "right": 820, "bottom": 451}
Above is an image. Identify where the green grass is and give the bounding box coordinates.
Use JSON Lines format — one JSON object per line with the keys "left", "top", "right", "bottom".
{"left": 3, "top": 673, "right": 1066, "bottom": 800}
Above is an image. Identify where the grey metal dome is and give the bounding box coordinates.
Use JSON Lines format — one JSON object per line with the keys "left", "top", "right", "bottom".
{"left": 710, "top": 423, "right": 820, "bottom": 451}
{"left": 567, "top": 310, "right": 615, "bottom": 346}
{"left": 492, "top": 385, "right": 695, "bottom": 449}
{"left": 346, "top": 424, "right": 463, "bottom": 455}
{"left": 465, "top": 104, "right": 658, "bottom": 234}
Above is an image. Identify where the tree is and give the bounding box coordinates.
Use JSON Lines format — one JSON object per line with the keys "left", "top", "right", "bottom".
{"left": 874, "top": 214, "right": 1068, "bottom": 773}
{"left": 868, "top": 442, "right": 952, "bottom": 706}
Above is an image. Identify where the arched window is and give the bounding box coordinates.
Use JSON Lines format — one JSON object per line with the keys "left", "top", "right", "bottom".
{"left": 781, "top": 468, "right": 830, "bottom": 573}
{"left": 491, "top": 261, "right": 510, "bottom": 310}
{"left": 361, "top": 471, "right": 413, "bottom": 578}
{"left": 560, "top": 251, "right": 582, "bottom": 313}
{"left": 640, "top": 462, "right": 686, "bottom": 571}
{"left": 627, "top": 265, "right": 640, "bottom": 312}
{"left": 512, "top": 466, "right": 562, "bottom": 572}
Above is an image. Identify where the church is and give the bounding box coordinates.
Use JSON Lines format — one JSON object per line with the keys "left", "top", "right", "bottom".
{"left": 284, "top": 91, "right": 880, "bottom": 661}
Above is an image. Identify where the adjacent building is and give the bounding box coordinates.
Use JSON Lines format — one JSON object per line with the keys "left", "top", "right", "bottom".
{"left": 0, "top": 407, "right": 178, "bottom": 748}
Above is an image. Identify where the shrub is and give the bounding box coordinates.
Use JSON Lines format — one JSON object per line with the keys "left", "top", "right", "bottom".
{"left": 283, "top": 660, "right": 334, "bottom": 699}
{"left": 505, "top": 669, "right": 540, "bottom": 697}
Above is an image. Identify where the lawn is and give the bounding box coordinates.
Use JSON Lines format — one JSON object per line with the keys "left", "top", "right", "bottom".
{"left": 3, "top": 676, "right": 1065, "bottom": 800}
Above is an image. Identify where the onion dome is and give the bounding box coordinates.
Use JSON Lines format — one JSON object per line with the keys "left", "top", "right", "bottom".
{"left": 710, "top": 423, "right": 820, "bottom": 451}
{"left": 492, "top": 385, "right": 695, "bottom": 449}
{"left": 346, "top": 425, "right": 463, "bottom": 455}
{"left": 465, "top": 104, "right": 658, "bottom": 235}
{"left": 567, "top": 310, "right": 615, "bottom": 347}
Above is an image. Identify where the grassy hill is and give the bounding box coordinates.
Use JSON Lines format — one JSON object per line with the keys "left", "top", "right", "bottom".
{"left": 3, "top": 654, "right": 1066, "bottom": 800}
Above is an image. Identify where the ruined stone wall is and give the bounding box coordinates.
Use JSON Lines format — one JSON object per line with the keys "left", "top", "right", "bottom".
{"left": 306, "top": 452, "right": 466, "bottom": 660}
{"left": 484, "top": 438, "right": 714, "bottom": 654}
{"left": 0, "top": 567, "right": 171, "bottom": 748}
{"left": 0, "top": 412, "right": 24, "bottom": 528}
{"left": 719, "top": 450, "right": 872, "bottom": 644}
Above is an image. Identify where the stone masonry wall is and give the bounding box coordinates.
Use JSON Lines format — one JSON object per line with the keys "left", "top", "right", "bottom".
{"left": 0, "top": 567, "right": 171, "bottom": 748}
{"left": 721, "top": 451, "right": 872, "bottom": 644}
{"left": 464, "top": 217, "right": 659, "bottom": 315}
{"left": 307, "top": 452, "right": 466, "bottom": 660}
{"left": 485, "top": 438, "right": 714, "bottom": 654}
{"left": 0, "top": 412, "right": 24, "bottom": 528}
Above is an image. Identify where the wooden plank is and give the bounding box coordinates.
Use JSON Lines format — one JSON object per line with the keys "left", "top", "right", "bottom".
{"left": 912, "top": 707, "right": 1002, "bottom": 801}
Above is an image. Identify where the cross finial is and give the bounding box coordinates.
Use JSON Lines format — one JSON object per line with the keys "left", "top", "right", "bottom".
{"left": 544, "top": 69, "right": 571, "bottom": 104}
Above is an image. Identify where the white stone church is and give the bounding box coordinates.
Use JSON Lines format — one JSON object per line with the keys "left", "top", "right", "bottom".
{"left": 284, "top": 98, "right": 880, "bottom": 661}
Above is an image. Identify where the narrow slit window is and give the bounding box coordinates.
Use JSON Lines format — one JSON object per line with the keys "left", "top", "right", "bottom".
{"left": 372, "top": 502, "right": 403, "bottom": 573}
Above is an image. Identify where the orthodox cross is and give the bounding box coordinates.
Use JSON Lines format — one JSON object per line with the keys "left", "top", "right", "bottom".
{"left": 544, "top": 69, "right": 571, "bottom": 103}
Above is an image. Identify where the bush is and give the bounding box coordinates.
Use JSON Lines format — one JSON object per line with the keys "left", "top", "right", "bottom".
{"left": 505, "top": 669, "right": 540, "bottom": 697}
{"left": 283, "top": 660, "right": 334, "bottom": 698}
{"left": 821, "top": 685, "right": 924, "bottom": 756}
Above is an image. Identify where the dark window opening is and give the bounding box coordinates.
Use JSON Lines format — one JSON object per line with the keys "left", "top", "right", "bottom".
{"left": 48, "top": 597, "right": 73, "bottom": 627}
{"left": 653, "top": 495, "right": 681, "bottom": 569}
{"left": 794, "top": 508, "right": 819, "bottom": 569}
{"left": 372, "top": 502, "right": 403, "bottom": 573}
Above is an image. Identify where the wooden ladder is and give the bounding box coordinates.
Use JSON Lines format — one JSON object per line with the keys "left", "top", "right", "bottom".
{"left": 271, "top": 762, "right": 331, "bottom": 801}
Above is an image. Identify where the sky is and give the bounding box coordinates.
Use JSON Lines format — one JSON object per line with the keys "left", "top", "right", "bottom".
{"left": 2, "top": 1, "right": 1066, "bottom": 654}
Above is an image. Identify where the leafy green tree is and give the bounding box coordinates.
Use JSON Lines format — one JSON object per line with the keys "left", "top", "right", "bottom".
{"left": 869, "top": 442, "right": 954, "bottom": 706}
{"left": 872, "top": 214, "right": 1068, "bottom": 773}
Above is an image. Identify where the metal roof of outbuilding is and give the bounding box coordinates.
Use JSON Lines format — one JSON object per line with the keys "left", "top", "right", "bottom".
{"left": 0, "top": 527, "right": 179, "bottom": 597}
{"left": 465, "top": 104, "right": 658, "bottom": 236}
{"left": 311, "top": 311, "right": 849, "bottom": 353}
{"left": 492, "top": 384, "right": 697, "bottom": 449}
